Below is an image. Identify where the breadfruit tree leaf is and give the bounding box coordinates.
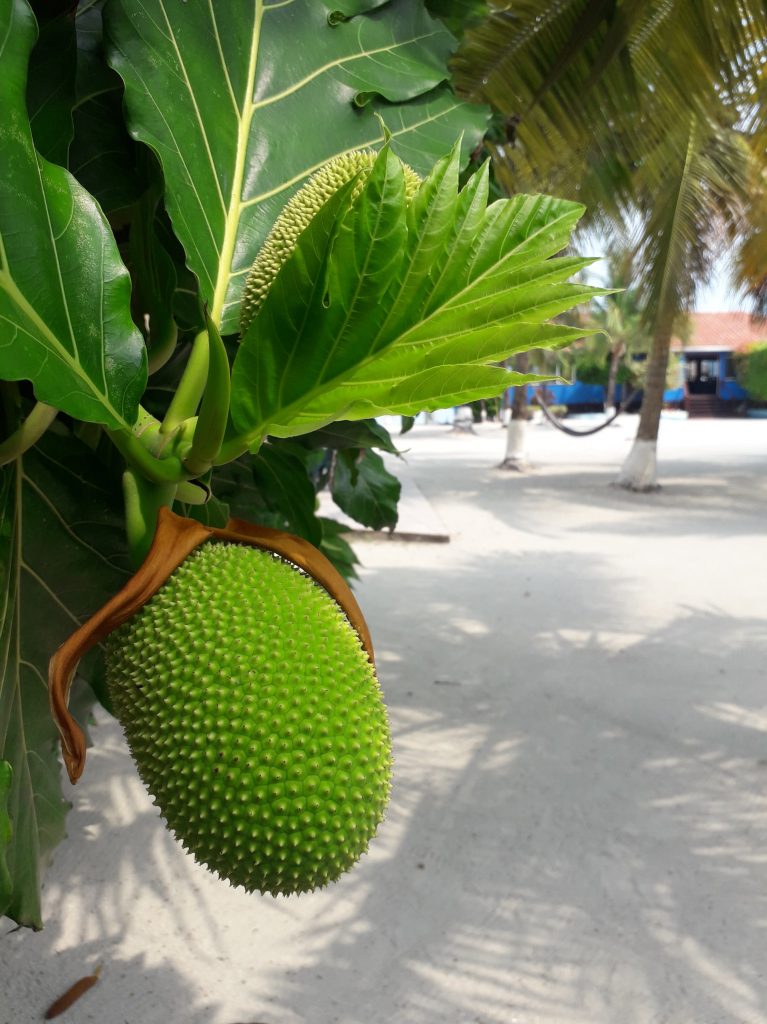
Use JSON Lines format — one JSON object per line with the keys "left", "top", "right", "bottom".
{"left": 0, "top": 0, "right": 146, "bottom": 430}
{"left": 212, "top": 446, "right": 321, "bottom": 544}
{"left": 210, "top": 449, "right": 363, "bottom": 579}
{"left": 26, "top": 4, "right": 77, "bottom": 165}
{"left": 318, "top": 517, "right": 359, "bottom": 582}
{"left": 231, "top": 149, "right": 408, "bottom": 434}
{"left": 332, "top": 1, "right": 392, "bottom": 16}
{"left": 104, "top": 0, "right": 488, "bottom": 334}
{"left": 69, "top": 3, "right": 142, "bottom": 214}
{"left": 0, "top": 433, "right": 130, "bottom": 929}
{"left": 332, "top": 449, "right": 401, "bottom": 531}
{"left": 230, "top": 150, "right": 604, "bottom": 438}
{"left": 297, "top": 419, "right": 400, "bottom": 454}
{"left": 0, "top": 760, "right": 12, "bottom": 915}
{"left": 250, "top": 444, "right": 323, "bottom": 547}
{"left": 182, "top": 494, "right": 231, "bottom": 530}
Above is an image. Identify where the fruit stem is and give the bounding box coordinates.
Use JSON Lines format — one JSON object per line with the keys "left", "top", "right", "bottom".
{"left": 122, "top": 468, "right": 177, "bottom": 566}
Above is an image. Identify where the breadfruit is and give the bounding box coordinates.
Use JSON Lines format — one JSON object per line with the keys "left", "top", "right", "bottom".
{"left": 240, "top": 149, "right": 421, "bottom": 333}
{"left": 106, "top": 540, "right": 391, "bottom": 896}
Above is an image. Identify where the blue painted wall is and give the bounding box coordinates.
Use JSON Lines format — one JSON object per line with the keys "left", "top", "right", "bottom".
{"left": 510, "top": 351, "right": 749, "bottom": 408}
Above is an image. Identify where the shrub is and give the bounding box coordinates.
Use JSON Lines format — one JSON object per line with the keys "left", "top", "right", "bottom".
{"left": 737, "top": 342, "right": 767, "bottom": 400}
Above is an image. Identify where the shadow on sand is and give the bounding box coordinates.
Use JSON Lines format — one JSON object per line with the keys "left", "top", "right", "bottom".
{"left": 3, "top": 454, "right": 766, "bottom": 1024}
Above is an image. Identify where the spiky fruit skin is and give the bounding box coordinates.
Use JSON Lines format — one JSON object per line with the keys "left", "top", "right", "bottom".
{"left": 240, "top": 149, "right": 422, "bottom": 333}
{"left": 106, "top": 542, "right": 391, "bottom": 896}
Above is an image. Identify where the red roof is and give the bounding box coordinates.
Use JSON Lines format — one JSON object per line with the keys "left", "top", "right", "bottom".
{"left": 672, "top": 312, "right": 767, "bottom": 352}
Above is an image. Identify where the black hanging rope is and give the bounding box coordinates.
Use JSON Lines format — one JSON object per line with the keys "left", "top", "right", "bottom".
{"left": 532, "top": 388, "right": 634, "bottom": 437}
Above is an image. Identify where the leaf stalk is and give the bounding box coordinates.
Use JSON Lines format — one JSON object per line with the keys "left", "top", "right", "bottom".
{"left": 214, "top": 432, "right": 262, "bottom": 464}
{"left": 0, "top": 403, "right": 58, "bottom": 466}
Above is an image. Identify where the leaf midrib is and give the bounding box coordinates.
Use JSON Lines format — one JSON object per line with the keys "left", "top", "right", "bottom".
{"left": 210, "top": 1, "right": 264, "bottom": 325}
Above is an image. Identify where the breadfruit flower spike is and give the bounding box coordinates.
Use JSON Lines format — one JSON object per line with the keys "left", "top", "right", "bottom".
{"left": 48, "top": 508, "right": 374, "bottom": 785}
{"left": 240, "top": 147, "right": 421, "bottom": 335}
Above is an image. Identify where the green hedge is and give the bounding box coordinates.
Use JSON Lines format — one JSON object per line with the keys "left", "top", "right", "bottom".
{"left": 736, "top": 342, "right": 767, "bottom": 401}
{"left": 573, "top": 354, "right": 638, "bottom": 387}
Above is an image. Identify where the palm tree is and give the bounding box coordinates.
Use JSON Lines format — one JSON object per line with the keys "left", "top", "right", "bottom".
{"left": 578, "top": 248, "right": 650, "bottom": 411}
{"left": 447, "top": 0, "right": 765, "bottom": 489}
{"left": 499, "top": 250, "right": 649, "bottom": 467}
{"left": 734, "top": 65, "right": 767, "bottom": 318}
{"left": 616, "top": 113, "right": 750, "bottom": 487}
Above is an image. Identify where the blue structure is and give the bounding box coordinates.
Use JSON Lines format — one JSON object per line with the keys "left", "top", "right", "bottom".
{"left": 663, "top": 348, "right": 748, "bottom": 416}
{"left": 515, "top": 379, "right": 637, "bottom": 412}
{"left": 515, "top": 348, "right": 749, "bottom": 416}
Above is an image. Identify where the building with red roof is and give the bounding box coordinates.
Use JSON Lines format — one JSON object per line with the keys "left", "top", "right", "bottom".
{"left": 668, "top": 312, "right": 767, "bottom": 416}
{"left": 672, "top": 312, "right": 767, "bottom": 353}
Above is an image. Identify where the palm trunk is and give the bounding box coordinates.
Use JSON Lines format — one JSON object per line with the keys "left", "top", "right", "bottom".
{"left": 500, "top": 352, "right": 529, "bottom": 470}
{"left": 617, "top": 317, "right": 674, "bottom": 490}
{"left": 605, "top": 341, "right": 625, "bottom": 411}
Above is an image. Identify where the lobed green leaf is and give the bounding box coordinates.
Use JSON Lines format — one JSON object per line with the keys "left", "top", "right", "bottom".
{"left": 232, "top": 149, "right": 408, "bottom": 437}
{"left": 297, "top": 419, "right": 401, "bottom": 454}
{"left": 228, "top": 146, "right": 601, "bottom": 438}
{"left": 26, "top": 5, "right": 77, "bottom": 165}
{"left": 250, "top": 445, "right": 323, "bottom": 547}
{"left": 69, "top": 3, "right": 142, "bottom": 214}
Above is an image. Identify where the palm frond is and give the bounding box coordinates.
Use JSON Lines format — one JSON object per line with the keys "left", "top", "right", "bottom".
{"left": 630, "top": 115, "right": 752, "bottom": 326}
{"left": 453, "top": 0, "right": 766, "bottom": 137}
{"left": 451, "top": 0, "right": 763, "bottom": 328}
{"left": 733, "top": 63, "right": 767, "bottom": 316}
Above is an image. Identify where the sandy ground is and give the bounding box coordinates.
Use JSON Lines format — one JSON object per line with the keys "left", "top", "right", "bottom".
{"left": 3, "top": 414, "right": 767, "bottom": 1024}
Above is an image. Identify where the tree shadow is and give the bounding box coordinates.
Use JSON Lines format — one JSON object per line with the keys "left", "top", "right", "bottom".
{"left": 397, "top": 420, "right": 767, "bottom": 541}
{"left": 1, "top": 540, "right": 765, "bottom": 1022}
{"left": 1, "top": 942, "right": 224, "bottom": 1023}
{"left": 270, "top": 551, "right": 766, "bottom": 1023}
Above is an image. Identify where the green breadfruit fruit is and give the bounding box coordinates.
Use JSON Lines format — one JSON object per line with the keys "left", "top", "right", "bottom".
{"left": 240, "top": 149, "right": 422, "bottom": 334}
{"left": 106, "top": 541, "right": 391, "bottom": 896}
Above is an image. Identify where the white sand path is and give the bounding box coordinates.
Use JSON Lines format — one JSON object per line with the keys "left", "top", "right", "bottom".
{"left": 3, "top": 415, "right": 767, "bottom": 1024}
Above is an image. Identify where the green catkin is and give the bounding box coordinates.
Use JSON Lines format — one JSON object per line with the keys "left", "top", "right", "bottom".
{"left": 240, "top": 149, "right": 421, "bottom": 334}
{"left": 106, "top": 541, "right": 391, "bottom": 896}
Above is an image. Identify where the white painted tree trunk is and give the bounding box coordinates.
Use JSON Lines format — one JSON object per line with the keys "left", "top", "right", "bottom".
{"left": 500, "top": 417, "right": 528, "bottom": 470}
{"left": 616, "top": 316, "right": 672, "bottom": 492}
{"left": 500, "top": 354, "right": 531, "bottom": 470}
{"left": 616, "top": 438, "right": 658, "bottom": 491}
